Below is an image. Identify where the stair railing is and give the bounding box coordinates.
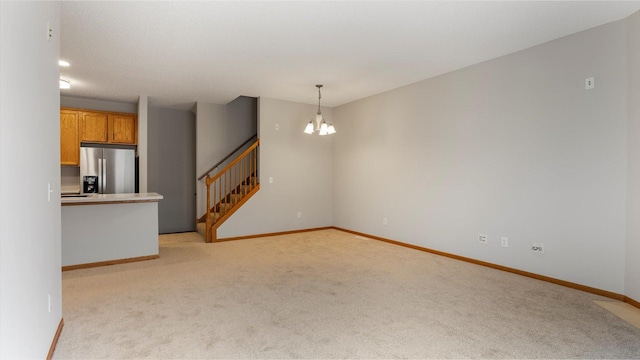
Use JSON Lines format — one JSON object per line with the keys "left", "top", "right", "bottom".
{"left": 198, "top": 134, "right": 258, "bottom": 181}
{"left": 204, "top": 139, "right": 259, "bottom": 242}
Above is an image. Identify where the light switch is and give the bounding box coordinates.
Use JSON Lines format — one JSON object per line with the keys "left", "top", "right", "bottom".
{"left": 269, "top": 177, "right": 273, "bottom": 184}
{"left": 275, "top": 124, "right": 279, "bottom": 130}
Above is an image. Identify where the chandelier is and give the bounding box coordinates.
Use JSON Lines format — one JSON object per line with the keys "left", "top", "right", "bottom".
{"left": 304, "top": 85, "right": 336, "bottom": 135}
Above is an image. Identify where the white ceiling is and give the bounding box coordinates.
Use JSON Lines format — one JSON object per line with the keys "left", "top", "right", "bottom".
{"left": 60, "top": 1, "right": 640, "bottom": 110}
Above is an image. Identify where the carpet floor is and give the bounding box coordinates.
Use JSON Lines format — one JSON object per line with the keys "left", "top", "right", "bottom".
{"left": 54, "top": 229, "right": 640, "bottom": 359}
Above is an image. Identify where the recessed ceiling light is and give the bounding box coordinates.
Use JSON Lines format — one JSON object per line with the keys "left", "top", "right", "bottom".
{"left": 59, "top": 79, "right": 70, "bottom": 89}
{"left": 59, "top": 60, "right": 70, "bottom": 67}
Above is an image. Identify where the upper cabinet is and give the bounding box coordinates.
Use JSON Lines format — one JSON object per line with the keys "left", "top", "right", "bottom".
{"left": 61, "top": 108, "right": 138, "bottom": 166}
{"left": 109, "top": 113, "right": 137, "bottom": 144}
{"left": 75, "top": 109, "right": 137, "bottom": 145}
{"left": 80, "top": 111, "right": 109, "bottom": 143}
{"left": 60, "top": 110, "right": 80, "bottom": 166}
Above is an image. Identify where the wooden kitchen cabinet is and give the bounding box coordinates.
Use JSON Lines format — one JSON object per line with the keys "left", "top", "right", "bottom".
{"left": 61, "top": 109, "right": 138, "bottom": 163}
{"left": 60, "top": 110, "right": 80, "bottom": 165}
{"left": 75, "top": 109, "right": 137, "bottom": 145}
{"left": 80, "top": 111, "right": 109, "bottom": 143}
{"left": 109, "top": 113, "right": 137, "bottom": 144}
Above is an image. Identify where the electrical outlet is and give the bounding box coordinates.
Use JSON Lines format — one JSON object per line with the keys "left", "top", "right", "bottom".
{"left": 501, "top": 237, "right": 508, "bottom": 248}
{"left": 585, "top": 77, "right": 595, "bottom": 90}
{"left": 275, "top": 124, "right": 280, "bottom": 130}
{"left": 532, "top": 243, "right": 544, "bottom": 254}
{"left": 268, "top": 177, "right": 273, "bottom": 184}
{"left": 297, "top": 212, "right": 302, "bottom": 219}
{"left": 383, "top": 217, "right": 388, "bottom": 226}
{"left": 478, "top": 234, "right": 487, "bottom": 243}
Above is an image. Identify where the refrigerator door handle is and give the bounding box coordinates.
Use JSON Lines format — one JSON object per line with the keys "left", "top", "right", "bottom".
{"left": 102, "top": 158, "right": 107, "bottom": 194}
{"left": 98, "top": 158, "right": 103, "bottom": 193}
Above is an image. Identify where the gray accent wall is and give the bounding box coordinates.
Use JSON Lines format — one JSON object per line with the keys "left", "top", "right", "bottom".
{"left": 60, "top": 95, "right": 138, "bottom": 113}
{"left": 0, "top": 2, "right": 63, "bottom": 357}
{"left": 626, "top": 10, "right": 640, "bottom": 301}
{"left": 148, "top": 107, "right": 196, "bottom": 233}
{"left": 333, "top": 18, "right": 631, "bottom": 294}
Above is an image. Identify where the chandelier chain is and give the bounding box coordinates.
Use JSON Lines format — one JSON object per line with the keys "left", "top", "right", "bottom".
{"left": 317, "top": 85, "right": 322, "bottom": 115}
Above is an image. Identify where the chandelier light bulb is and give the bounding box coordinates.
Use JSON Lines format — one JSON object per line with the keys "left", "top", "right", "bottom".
{"left": 303, "top": 84, "right": 336, "bottom": 136}
{"left": 319, "top": 122, "right": 328, "bottom": 135}
{"left": 304, "top": 121, "right": 315, "bottom": 134}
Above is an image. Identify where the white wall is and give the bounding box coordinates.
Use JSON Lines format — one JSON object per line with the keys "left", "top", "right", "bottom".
{"left": 0, "top": 2, "right": 63, "bottom": 358}
{"left": 195, "top": 97, "right": 257, "bottom": 216}
{"left": 333, "top": 20, "right": 629, "bottom": 293}
{"left": 218, "top": 97, "right": 333, "bottom": 238}
{"left": 626, "top": 10, "right": 640, "bottom": 302}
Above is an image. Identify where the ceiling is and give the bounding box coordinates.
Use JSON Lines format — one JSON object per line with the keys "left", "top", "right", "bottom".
{"left": 60, "top": 1, "right": 640, "bottom": 110}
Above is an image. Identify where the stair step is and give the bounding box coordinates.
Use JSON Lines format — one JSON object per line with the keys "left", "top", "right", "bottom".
{"left": 196, "top": 222, "right": 206, "bottom": 237}
{"left": 231, "top": 187, "right": 252, "bottom": 197}
{"left": 222, "top": 194, "right": 243, "bottom": 204}
{"left": 244, "top": 178, "right": 258, "bottom": 186}
{"left": 236, "top": 185, "right": 254, "bottom": 194}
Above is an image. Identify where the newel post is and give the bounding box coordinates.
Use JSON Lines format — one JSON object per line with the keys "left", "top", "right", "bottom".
{"left": 205, "top": 176, "right": 212, "bottom": 243}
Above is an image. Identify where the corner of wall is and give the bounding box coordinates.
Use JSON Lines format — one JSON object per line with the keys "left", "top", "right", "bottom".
{"left": 625, "top": 10, "right": 640, "bottom": 302}
{"left": 138, "top": 95, "right": 148, "bottom": 193}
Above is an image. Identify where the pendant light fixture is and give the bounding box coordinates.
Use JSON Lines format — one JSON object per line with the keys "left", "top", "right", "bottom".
{"left": 304, "top": 85, "right": 336, "bottom": 135}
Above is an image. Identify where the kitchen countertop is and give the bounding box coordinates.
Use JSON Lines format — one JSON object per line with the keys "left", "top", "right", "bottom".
{"left": 61, "top": 192, "right": 163, "bottom": 205}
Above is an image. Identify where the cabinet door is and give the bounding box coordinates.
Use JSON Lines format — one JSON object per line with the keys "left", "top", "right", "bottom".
{"left": 60, "top": 110, "right": 80, "bottom": 165}
{"left": 109, "top": 114, "right": 137, "bottom": 144}
{"left": 80, "top": 112, "right": 109, "bottom": 142}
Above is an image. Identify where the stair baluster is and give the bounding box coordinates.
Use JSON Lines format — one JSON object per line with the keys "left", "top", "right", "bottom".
{"left": 200, "top": 139, "right": 260, "bottom": 242}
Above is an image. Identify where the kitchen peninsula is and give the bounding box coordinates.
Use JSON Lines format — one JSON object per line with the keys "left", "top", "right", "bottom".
{"left": 61, "top": 192, "right": 163, "bottom": 270}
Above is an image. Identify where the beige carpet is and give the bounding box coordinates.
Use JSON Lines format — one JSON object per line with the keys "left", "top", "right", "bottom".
{"left": 54, "top": 229, "right": 640, "bottom": 359}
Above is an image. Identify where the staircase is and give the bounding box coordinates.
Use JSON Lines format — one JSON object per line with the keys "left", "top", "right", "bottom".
{"left": 197, "top": 138, "right": 260, "bottom": 242}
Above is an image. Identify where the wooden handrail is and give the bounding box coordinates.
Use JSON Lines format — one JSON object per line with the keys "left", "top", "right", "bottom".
{"left": 206, "top": 139, "right": 259, "bottom": 186}
{"left": 203, "top": 138, "right": 260, "bottom": 242}
{"left": 197, "top": 133, "right": 257, "bottom": 181}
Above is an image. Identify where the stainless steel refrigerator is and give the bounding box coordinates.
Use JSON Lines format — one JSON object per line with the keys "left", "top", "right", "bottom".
{"left": 80, "top": 146, "right": 135, "bottom": 194}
